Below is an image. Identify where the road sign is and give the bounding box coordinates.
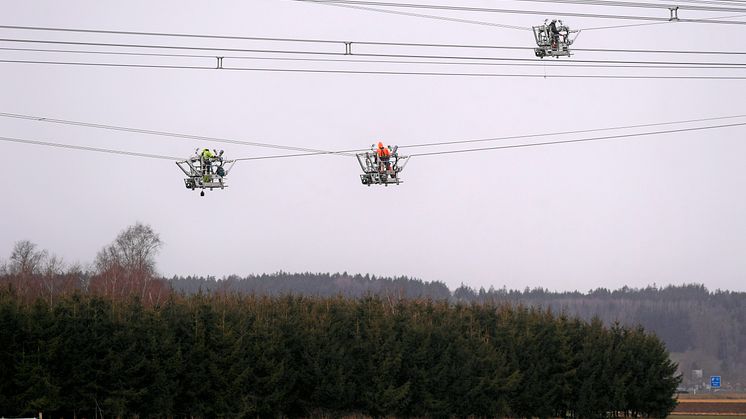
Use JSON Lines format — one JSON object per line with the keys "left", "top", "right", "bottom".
{"left": 711, "top": 376, "right": 721, "bottom": 388}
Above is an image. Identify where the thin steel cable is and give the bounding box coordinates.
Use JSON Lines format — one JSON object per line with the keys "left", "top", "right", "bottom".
{"left": 0, "top": 112, "right": 354, "bottom": 157}
{"left": 0, "top": 133, "right": 337, "bottom": 162}
{"left": 409, "top": 121, "right": 746, "bottom": 157}
{"left": 667, "top": 0, "right": 746, "bottom": 6}
{"left": 290, "top": 0, "right": 530, "bottom": 30}
{"left": 7, "top": 112, "right": 746, "bottom": 154}
{"left": 0, "top": 37, "right": 344, "bottom": 56}
{"left": 0, "top": 24, "right": 341, "bottom": 45}
{"left": 5, "top": 34, "right": 746, "bottom": 57}
{"left": 570, "top": 44, "right": 746, "bottom": 54}
{"left": 5, "top": 38, "right": 746, "bottom": 65}
{"left": 581, "top": 11, "right": 746, "bottom": 29}
{"left": 398, "top": 114, "right": 746, "bottom": 149}
{"left": 5, "top": 46, "right": 746, "bottom": 69}
{"left": 294, "top": 0, "right": 746, "bottom": 24}
{"left": 0, "top": 134, "right": 355, "bottom": 162}
{"left": 0, "top": 24, "right": 520, "bottom": 51}
{"left": 5, "top": 121, "right": 745, "bottom": 163}
{"left": 4, "top": 58, "right": 746, "bottom": 78}
{"left": 471, "top": 0, "right": 746, "bottom": 13}
{"left": 354, "top": 52, "right": 746, "bottom": 66}
{"left": 8, "top": 111, "right": 746, "bottom": 154}
{"left": 0, "top": 46, "right": 219, "bottom": 60}
{"left": 0, "top": 135, "right": 180, "bottom": 160}
{"left": 577, "top": 20, "right": 678, "bottom": 30}
{"left": 0, "top": 26, "right": 554, "bottom": 50}
{"left": 299, "top": 0, "right": 736, "bottom": 31}
{"left": 234, "top": 152, "right": 333, "bottom": 161}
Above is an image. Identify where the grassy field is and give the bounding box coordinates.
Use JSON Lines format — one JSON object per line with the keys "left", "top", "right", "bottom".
{"left": 671, "top": 416, "right": 746, "bottom": 418}
{"left": 673, "top": 397, "right": 746, "bottom": 416}
{"left": 679, "top": 393, "right": 746, "bottom": 400}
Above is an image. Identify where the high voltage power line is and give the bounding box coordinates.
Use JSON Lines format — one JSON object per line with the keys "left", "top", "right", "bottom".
{"left": 0, "top": 136, "right": 179, "bottom": 160}
{"left": 3, "top": 112, "right": 746, "bottom": 162}
{"left": 1, "top": 23, "right": 743, "bottom": 155}
{"left": 0, "top": 25, "right": 341, "bottom": 45}
{"left": 670, "top": 0, "right": 746, "bottom": 5}
{"left": 579, "top": 11, "right": 746, "bottom": 29}
{"left": 1, "top": 13, "right": 743, "bottom": 188}
{"left": 408, "top": 121, "right": 746, "bottom": 156}
{"left": 397, "top": 114, "right": 746, "bottom": 149}
{"left": 5, "top": 46, "right": 746, "bottom": 70}
{"left": 675, "top": 0, "right": 746, "bottom": 7}
{"left": 289, "top": 0, "right": 533, "bottom": 30}
{"left": 292, "top": 0, "right": 746, "bottom": 24}
{"left": 292, "top": 0, "right": 746, "bottom": 31}
{"left": 3, "top": 119, "right": 745, "bottom": 162}
{"left": 0, "top": 135, "right": 351, "bottom": 162}
{"left": 289, "top": 0, "right": 644, "bottom": 31}
{"left": 2, "top": 25, "right": 746, "bottom": 55}
{"left": 3, "top": 58, "right": 746, "bottom": 79}
{"left": 452, "top": 0, "right": 746, "bottom": 13}
{"left": 303, "top": 0, "right": 746, "bottom": 12}
{"left": 3, "top": 29, "right": 746, "bottom": 57}
{"left": 0, "top": 112, "right": 352, "bottom": 157}
{"left": 3, "top": 38, "right": 746, "bottom": 66}
{"left": 2, "top": 27, "right": 745, "bottom": 77}
{"left": 8, "top": 112, "right": 746, "bottom": 150}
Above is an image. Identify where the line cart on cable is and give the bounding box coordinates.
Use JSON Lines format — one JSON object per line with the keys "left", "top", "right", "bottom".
{"left": 176, "top": 148, "right": 236, "bottom": 196}
{"left": 356, "top": 142, "right": 409, "bottom": 186}
{"left": 533, "top": 19, "right": 576, "bottom": 58}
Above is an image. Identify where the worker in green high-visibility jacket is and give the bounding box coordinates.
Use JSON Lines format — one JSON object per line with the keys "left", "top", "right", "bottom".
{"left": 201, "top": 148, "right": 215, "bottom": 177}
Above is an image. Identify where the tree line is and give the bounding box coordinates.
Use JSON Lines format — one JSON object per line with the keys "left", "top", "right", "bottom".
{"left": 1, "top": 222, "right": 741, "bottom": 386}
{"left": 450, "top": 283, "right": 746, "bottom": 386}
{"left": 0, "top": 291, "right": 679, "bottom": 418}
{"left": 0, "top": 223, "right": 169, "bottom": 307}
{"left": 169, "top": 278, "right": 746, "bottom": 385}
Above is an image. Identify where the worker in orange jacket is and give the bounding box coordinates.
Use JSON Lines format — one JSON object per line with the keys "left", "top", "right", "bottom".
{"left": 376, "top": 141, "right": 391, "bottom": 172}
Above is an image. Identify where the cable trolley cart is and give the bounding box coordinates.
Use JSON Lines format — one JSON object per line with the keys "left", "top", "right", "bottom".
{"left": 356, "top": 145, "right": 409, "bottom": 186}
{"left": 176, "top": 149, "right": 236, "bottom": 196}
{"left": 533, "top": 19, "right": 576, "bottom": 58}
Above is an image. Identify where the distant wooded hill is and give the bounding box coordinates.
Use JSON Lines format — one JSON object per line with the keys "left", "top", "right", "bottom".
{"left": 171, "top": 275, "right": 746, "bottom": 385}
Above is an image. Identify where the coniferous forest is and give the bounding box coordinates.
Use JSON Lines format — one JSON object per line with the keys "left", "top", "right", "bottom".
{"left": 0, "top": 292, "right": 679, "bottom": 418}
{"left": 0, "top": 224, "right": 684, "bottom": 417}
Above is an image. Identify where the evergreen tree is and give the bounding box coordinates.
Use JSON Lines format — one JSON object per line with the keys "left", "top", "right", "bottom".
{"left": 0, "top": 292, "right": 683, "bottom": 418}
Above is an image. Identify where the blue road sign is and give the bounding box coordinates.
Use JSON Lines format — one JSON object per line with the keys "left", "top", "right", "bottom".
{"left": 711, "top": 376, "right": 721, "bottom": 388}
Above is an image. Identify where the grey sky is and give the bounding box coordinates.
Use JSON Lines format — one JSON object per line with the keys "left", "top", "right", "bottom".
{"left": 1, "top": 0, "right": 744, "bottom": 292}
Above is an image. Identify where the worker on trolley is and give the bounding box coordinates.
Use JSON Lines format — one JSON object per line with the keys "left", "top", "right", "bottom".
{"left": 376, "top": 141, "right": 391, "bottom": 172}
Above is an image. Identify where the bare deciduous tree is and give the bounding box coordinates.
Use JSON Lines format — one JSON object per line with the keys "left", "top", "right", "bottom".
{"left": 93, "top": 222, "right": 163, "bottom": 301}
{"left": 40, "top": 254, "right": 65, "bottom": 305}
{"left": 7, "top": 240, "right": 48, "bottom": 299}
{"left": 66, "top": 262, "right": 88, "bottom": 292}
{"left": 9, "top": 240, "right": 47, "bottom": 276}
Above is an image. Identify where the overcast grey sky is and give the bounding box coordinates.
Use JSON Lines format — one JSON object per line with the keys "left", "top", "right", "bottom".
{"left": 1, "top": 0, "right": 744, "bottom": 292}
